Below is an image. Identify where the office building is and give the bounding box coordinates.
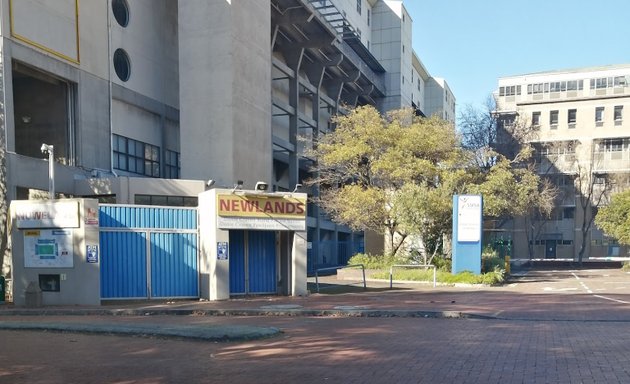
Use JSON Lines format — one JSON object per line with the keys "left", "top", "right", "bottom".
{"left": 495, "top": 64, "right": 630, "bottom": 259}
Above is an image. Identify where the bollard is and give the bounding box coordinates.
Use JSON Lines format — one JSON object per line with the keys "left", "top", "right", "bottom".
{"left": 25, "top": 281, "right": 42, "bottom": 307}
{"left": 505, "top": 256, "right": 511, "bottom": 275}
{"left": 0, "top": 276, "right": 4, "bottom": 303}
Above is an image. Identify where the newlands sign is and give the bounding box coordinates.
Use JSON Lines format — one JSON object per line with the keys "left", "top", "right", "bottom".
{"left": 216, "top": 194, "right": 307, "bottom": 231}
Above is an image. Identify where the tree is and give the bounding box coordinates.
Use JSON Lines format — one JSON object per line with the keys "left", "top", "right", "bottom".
{"left": 595, "top": 189, "right": 630, "bottom": 245}
{"left": 458, "top": 99, "right": 555, "bottom": 259}
{"left": 307, "top": 106, "right": 462, "bottom": 257}
{"left": 308, "top": 105, "right": 553, "bottom": 261}
{"left": 458, "top": 96, "right": 539, "bottom": 166}
{"left": 574, "top": 163, "right": 615, "bottom": 264}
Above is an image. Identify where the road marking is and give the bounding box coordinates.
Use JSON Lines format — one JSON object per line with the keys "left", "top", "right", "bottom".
{"left": 572, "top": 272, "right": 630, "bottom": 304}
{"left": 593, "top": 295, "right": 630, "bottom": 305}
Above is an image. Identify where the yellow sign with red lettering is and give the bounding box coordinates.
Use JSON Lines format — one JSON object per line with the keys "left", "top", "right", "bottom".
{"left": 217, "top": 194, "right": 306, "bottom": 219}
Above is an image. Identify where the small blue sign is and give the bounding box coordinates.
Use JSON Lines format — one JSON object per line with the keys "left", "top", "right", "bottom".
{"left": 86, "top": 244, "right": 99, "bottom": 263}
{"left": 217, "top": 242, "right": 229, "bottom": 261}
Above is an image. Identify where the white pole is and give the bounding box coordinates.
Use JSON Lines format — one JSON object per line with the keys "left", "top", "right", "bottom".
{"left": 48, "top": 146, "right": 54, "bottom": 200}
{"left": 41, "top": 144, "right": 55, "bottom": 199}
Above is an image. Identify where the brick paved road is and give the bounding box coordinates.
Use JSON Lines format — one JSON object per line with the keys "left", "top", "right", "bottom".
{"left": 2, "top": 267, "right": 630, "bottom": 383}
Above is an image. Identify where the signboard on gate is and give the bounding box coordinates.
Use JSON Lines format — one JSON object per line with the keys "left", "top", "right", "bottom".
{"left": 216, "top": 194, "right": 307, "bottom": 231}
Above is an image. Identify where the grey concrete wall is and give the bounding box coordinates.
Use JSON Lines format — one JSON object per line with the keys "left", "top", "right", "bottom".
{"left": 110, "top": 0, "right": 179, "bottom": 108}
{"left": 179, "top": 1, "right": 272, "bottom": 188}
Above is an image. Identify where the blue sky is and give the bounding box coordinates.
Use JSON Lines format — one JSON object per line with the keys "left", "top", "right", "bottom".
{"left": 406, "top": 0, "right": 630, "bottom": 112}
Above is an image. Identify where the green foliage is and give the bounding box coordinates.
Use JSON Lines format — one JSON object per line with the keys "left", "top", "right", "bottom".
{"left": 481, "top": 254, "right": 505, "bottom": 273}
{"left": 431, "top": 256, "right": 452, "bottom": 272}
{"left": 308, "top": 106, "right": 466, "bottom": 256}
{"left": 621, "top": 261, "right": 630, "bottom": 272}
{"left": 595, "top": 190, "right": 630, "bottom": 245}
{"left": 347, "top": 253, "right": 405, "bottom": 270}
{"left": 371, "top": 267, "right": 505, "bottom": 285}
{"left": 308, "top": 105, "right": 553, "bottom": 258}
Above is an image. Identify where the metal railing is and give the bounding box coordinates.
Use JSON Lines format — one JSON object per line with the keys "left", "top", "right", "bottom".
{"left": 314, "top": 264, "right": 366, "bottom": 293}
{"left": 390, "top": 264, "right": 436, "bottom": 289}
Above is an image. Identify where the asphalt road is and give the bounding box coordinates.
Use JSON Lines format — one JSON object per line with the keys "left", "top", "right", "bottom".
{"left": 2, "top": 268, "right": 630, "bottom": 384}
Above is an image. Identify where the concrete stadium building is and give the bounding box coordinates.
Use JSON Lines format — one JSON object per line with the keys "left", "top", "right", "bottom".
{"left": 0, "top": 0, "right": 454, "bottom": 278}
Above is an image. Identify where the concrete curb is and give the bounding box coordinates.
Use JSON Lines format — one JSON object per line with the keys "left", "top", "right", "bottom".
{"left": 0, "top": 307, "right": 476, "bottom": 319}
{"left": 0, "top": 320, "right": 282, "bottom": 341}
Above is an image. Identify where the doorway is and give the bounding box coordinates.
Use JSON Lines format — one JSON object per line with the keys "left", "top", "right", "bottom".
{"left": 545, "top": 240, "right": 557, "bottom": 259}
{"left": 229, "top": 230, "right": 278, "bottom": 295}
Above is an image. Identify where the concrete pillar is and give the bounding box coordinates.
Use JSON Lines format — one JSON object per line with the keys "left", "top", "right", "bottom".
{"left": 198, "top": 189, "right": 230, "bottom": 300}
{"left": 179, "top": 1, "right": 272, "bottom": 188}
{"left": 292, "top": 231, "right": 308, "bottom": 296}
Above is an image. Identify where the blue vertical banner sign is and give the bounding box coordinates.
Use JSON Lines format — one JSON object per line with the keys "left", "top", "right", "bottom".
{"left": 452, "top": 195, "right": 483, "bottom": 274}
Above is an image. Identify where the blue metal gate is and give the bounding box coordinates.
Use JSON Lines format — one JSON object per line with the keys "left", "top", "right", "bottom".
{"left": 99, "top": 205, "right": 198, "bottom": 299}
{"left": 229, "top": 230, "right": 277, "bottom": 295}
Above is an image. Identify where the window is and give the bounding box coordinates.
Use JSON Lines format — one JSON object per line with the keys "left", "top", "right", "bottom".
{"left": 597, "top": 138, "right": 624, "bottom": 152}
{"left": 113, "top": 49, "right": 131, "bottom": 82}
{"left": 563, "top": 207, "right": 575, "bottom": 220}
{"left": 532, "top": 111, "right": 541, "bottom": 126}
{"left": 614, "top": 76, "right": 627, "bottom": 87}
{"left": 595, "top": 107, "right": 604, "bottom": 122}
{"left": 113, "top": 134, "right": 160, "bottom": 177}
{"left": 164, "top": 150, "right": 180, "bottom": 179}
{"left": 568, "top": 109, "right": 577, "bottom": 124}
{"left": 135, "top": 194, "right": 198, "bottom": 207}
{"left": 550, "top": 110, "right": 559, "bottom": 126}
{"left": 592, "top": 77, "right": 610, "bottom": 89}
{"left": 367, "top": 9, "right": 370, "bottom": 26}
{"left": 356, "top": 0, "right": 361, "bottom": 14}
{"left": 614, "top": 105, "right": 623, "bottom": 121}
{"left": 112, "top": 0, "right": 130, "bottom": 27}
{"left": 499, "top": 85, "right": 518, "bottom": 96}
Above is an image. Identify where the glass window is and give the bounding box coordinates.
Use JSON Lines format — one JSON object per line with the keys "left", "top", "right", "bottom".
{"left": 164, "top": 150, "right": 180, "bottom": 179}
{"left": 614, "top": 76, "right": 627, "bottom": 87}
{"left": 112, "top": 0, "right": 130, "bottom": 27}
{"left": 356, "top": 0, "right": 361, "bottom": 14}
{"left": 614, "top": 105, "right": 623, "bottom": 121}
{"left": 595, "top": 107, "right": 604, "bottom": 122}
{"left": 112, "top": 134, "right": 160, "bottom": 177}
{"left": 113, "top": 49, "right": 131, "bottom": 82}
{"left": 568, "top": 109, "right": 577, "bottom": 124}
{"left": 563, "top": 207, "right": 575, "bottom": 219}
{"left": 532, "top": 111, "right": 541, "bottom": 126}
{"left": 550, "top": 110, "right": 559, "bottom": 126}
{"left": 367, "top": 9, "right": 370, "bottom": 25}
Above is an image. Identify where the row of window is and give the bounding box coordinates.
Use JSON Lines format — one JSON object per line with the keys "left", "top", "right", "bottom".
{"left": 500, "top": 75, "right": 629, "bottom": 96}
{"left": 595, "top": 138, "right": 630, "bottom": 153}
{"left": 534, "top": 137, "right": 630, "bottom": 158}
{"left": 113, "top": 134, "right": 180, "bottom": 178}
{"left": 531, "top": 106, "right": 623, "bottom": 127}
{"left": 530, "top": 239, "right": 574, "bottom": 245}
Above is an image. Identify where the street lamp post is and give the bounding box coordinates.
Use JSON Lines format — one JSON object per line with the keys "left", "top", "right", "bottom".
{"left": 40, "top": 143, "right": 55, "bottom": 200}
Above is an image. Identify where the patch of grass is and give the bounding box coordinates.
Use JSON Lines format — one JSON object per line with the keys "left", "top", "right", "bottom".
{"left": 371, "top": 266, "right": 505, "bottom": 285}
{"left": 347, "top": 253, "right": 407, "bottom": 270}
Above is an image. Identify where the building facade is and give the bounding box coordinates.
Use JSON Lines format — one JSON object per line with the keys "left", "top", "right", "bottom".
{"left": 495, "top": 64, "right": 630, "bottom": 260}
{"left": 0, "top": 0, "right": 454, "bottom": 278}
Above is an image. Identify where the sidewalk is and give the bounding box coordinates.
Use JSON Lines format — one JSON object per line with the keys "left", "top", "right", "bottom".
{"left": 3, "top": 268, "right": 630, "bottom": 341}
